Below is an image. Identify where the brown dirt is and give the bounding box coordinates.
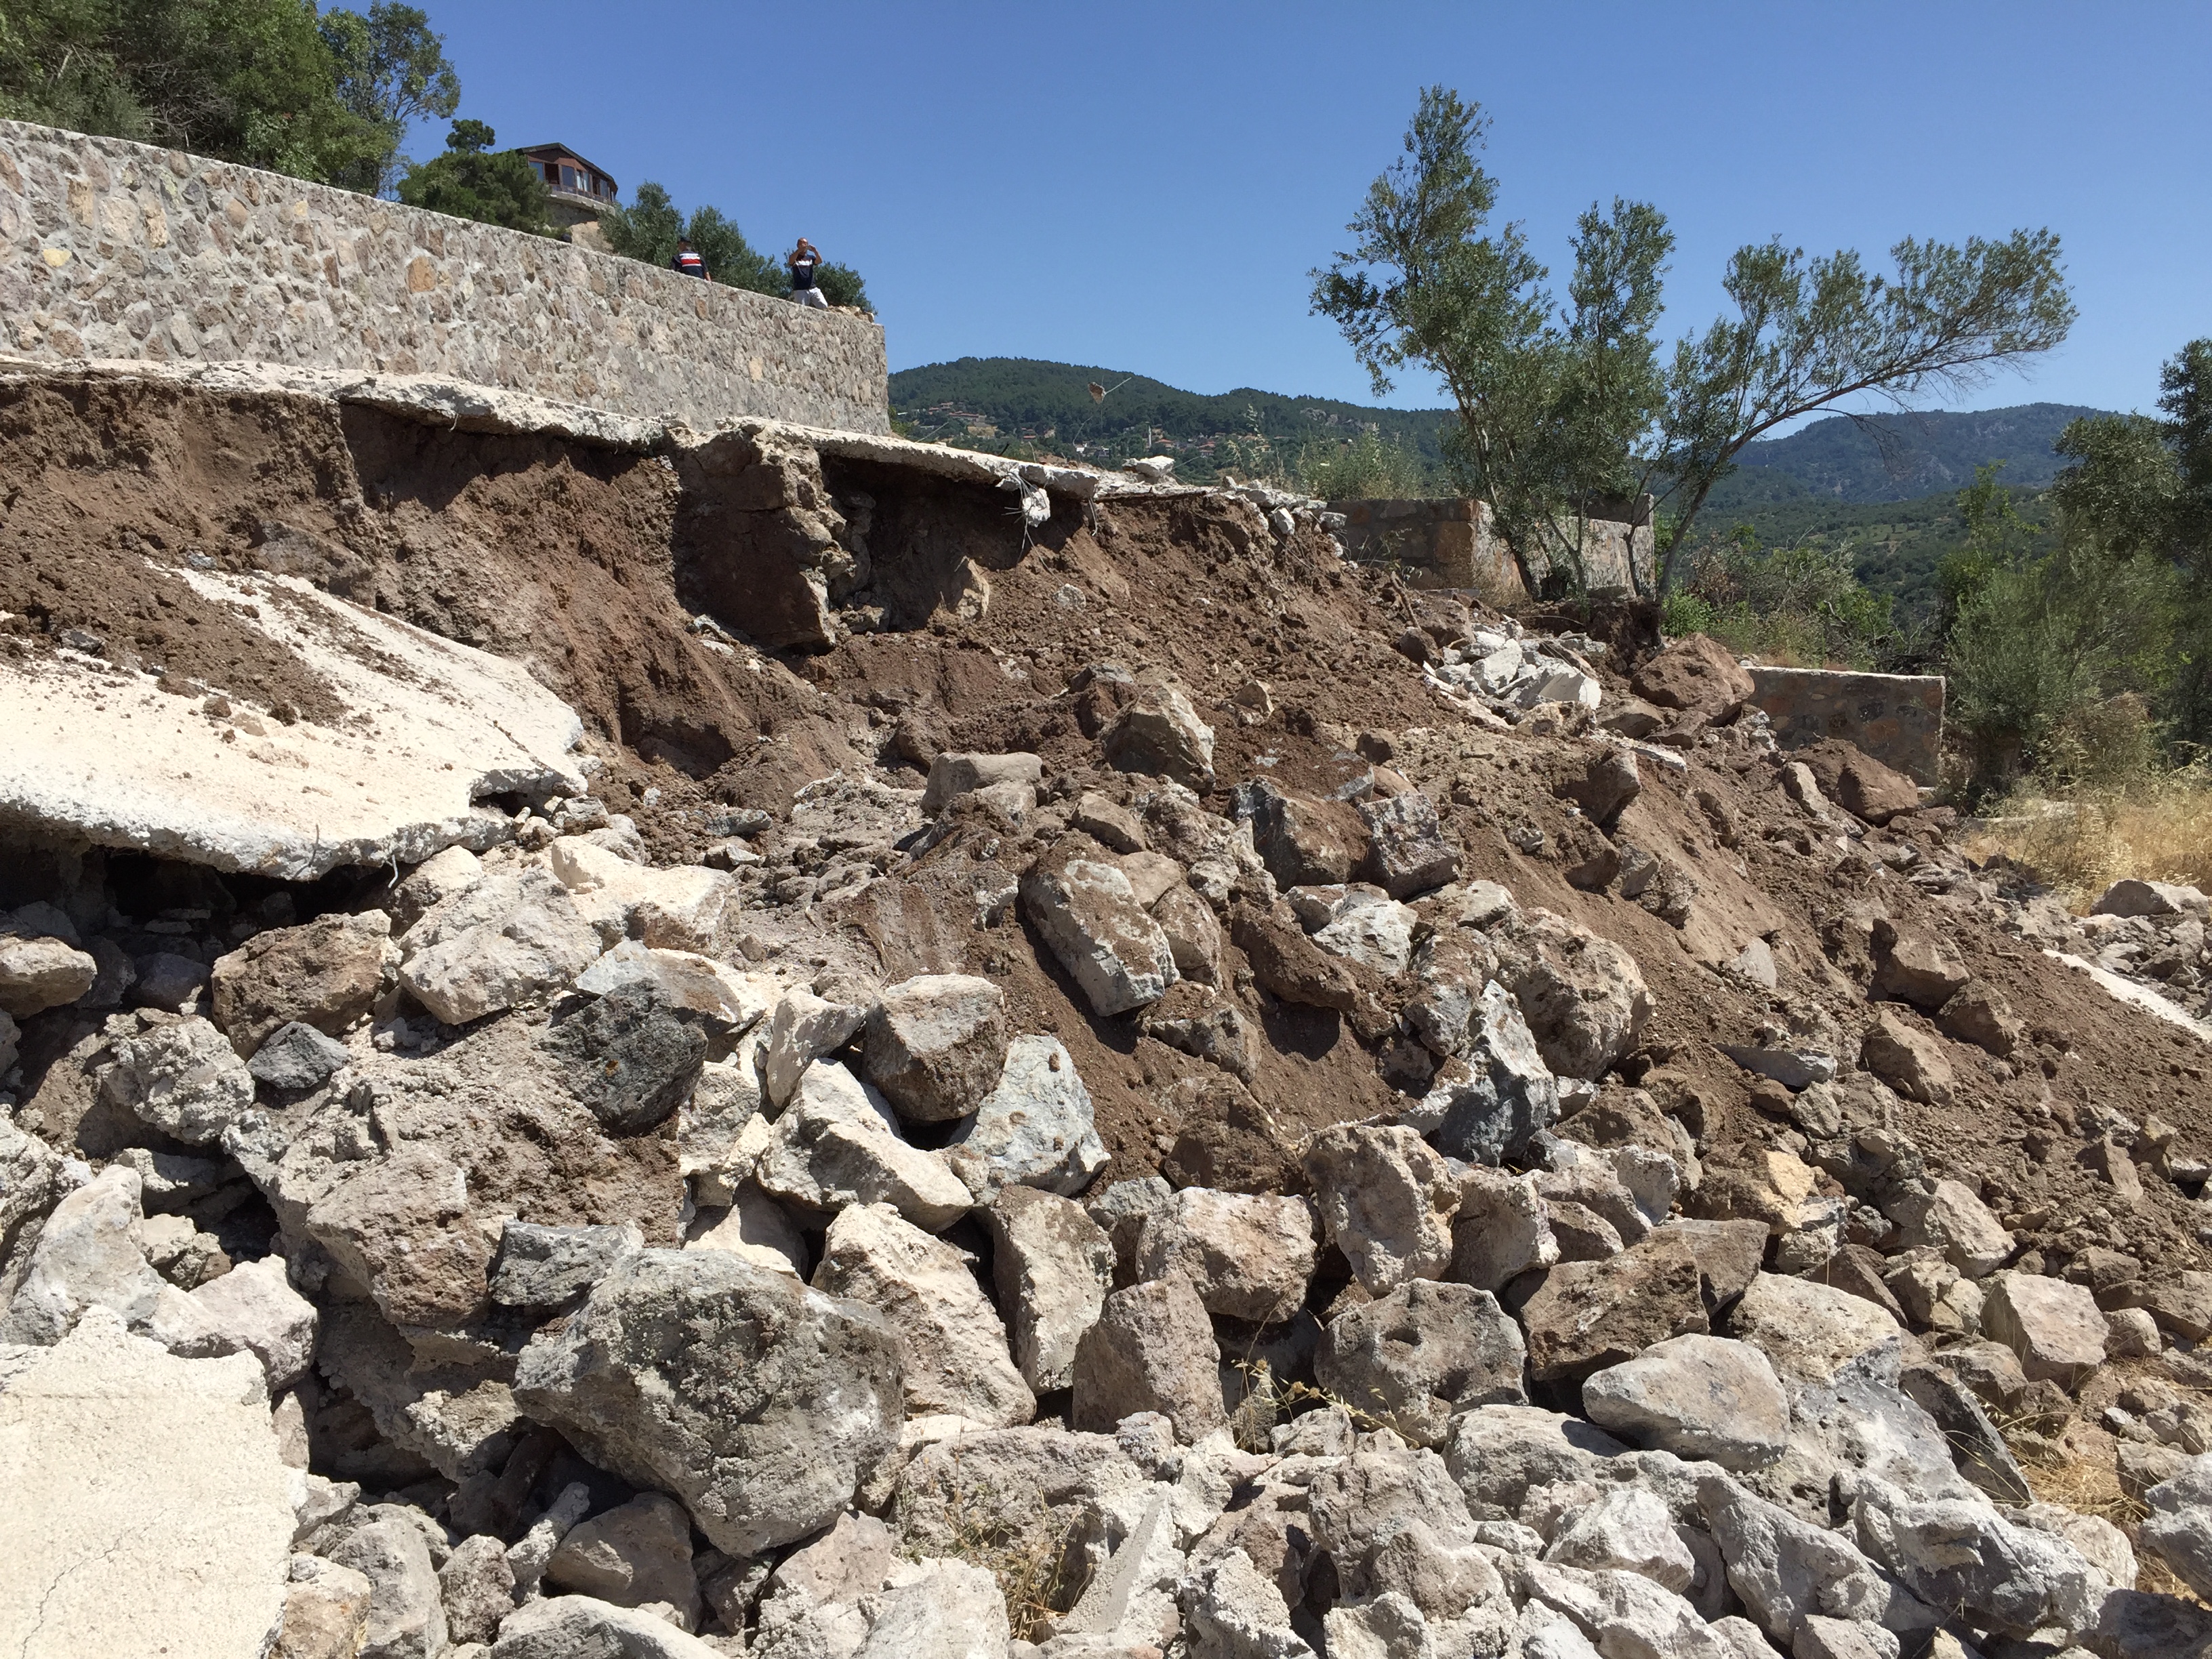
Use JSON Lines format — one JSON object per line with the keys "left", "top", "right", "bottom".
{"left": 6, "top": 368, "right": 2209, "bottom": 1267}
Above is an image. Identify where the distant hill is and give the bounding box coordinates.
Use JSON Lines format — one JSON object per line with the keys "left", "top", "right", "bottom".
{"left": 886, "top": 357, "right": 1450, "bottom": 476}
{"left": 1711, "top": 402, "right": 2103, "bottom": 510}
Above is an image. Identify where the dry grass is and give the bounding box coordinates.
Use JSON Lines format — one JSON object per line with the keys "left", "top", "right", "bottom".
{"left": 1966, "top": 765, "right": 2212, "bottom": 905}
{"left": 901, "top": 1450, "right": 1086, "bottom": 1636}
{"left": 2008, "top": 1418, "right": 2205, "bottom": 1603}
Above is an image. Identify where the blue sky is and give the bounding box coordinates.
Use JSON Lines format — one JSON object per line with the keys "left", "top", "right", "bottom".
{"left": 409, "top": 1, "right": 2211, "bottom": 422}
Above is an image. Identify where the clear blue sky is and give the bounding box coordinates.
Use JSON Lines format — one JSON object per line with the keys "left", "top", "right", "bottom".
{"left": 409, "top": 1, "right": 2211, "bottom": 422}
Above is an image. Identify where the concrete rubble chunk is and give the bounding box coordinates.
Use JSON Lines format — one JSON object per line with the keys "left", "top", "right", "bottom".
{"left": 922, "top": 751, "right": 1045, "bottom": 815}
{"left": 1102, "top": 683, "right": 1216, "bottom": 791}
{"left": 761, "top": 985, "right": 873, "bottom": 1107}
{"left": 331, "top": 1515, "right": 449, "bottom": 1659}
{"left": 945, "top": 1033, "right": 1109, "bottom": 1200}
{"left": 815, "top": 1202, "right": 1035, "bottom": 1427}
{"left": 547, "top": 834, "right": 735, "bottom": 951}
{"left": 0, "top": 1163, "right": 165, "bottom": 1345}
{"left": 756, "top": 1059, "right": 973, "bottom": 1231}
{"left": 1983, "top": 1271, "right": 2108, "bottom": 1389}
{"left": 1021, "top": 839, "right": 1181, "bottom": 1017}
{"left": 513, "top": 1248, "right": 904, "bottom": 1557}
{"left": 210, "top": 909, "right": 396, "bottom": 1054}
{"left": 398, "top": 867, "right": 603, "bottom": 1026}
{"left": 1072, "top": 1277, "right": 1226, "bottom": 1442}
{"left": 0, "top": 1307, "right": 296, "bottom": 1659}
{"left": 101, "top": 1012, "right": 258, "bottom": 1145}
{"left": 1135, "top": 1187, "right": 1316, "bottom": 1324}
{"left": 1580, "top": 1335, "right": 1789, "bottom": 1470}
{"left": 187, "top": 1253, "right": 319, "bottom": 1389}
{"left": 983, "top": 1186, "right": 1113, "bottom": 1393}
{"left": 1357, "top": 788, "right": 1460, "bottom": 899}
{"left": 1317, "top": 1278, "right": 1528, "bottom": 1446}
{"left": 863, "top": 972, "right": 1010, "bottom": 1123}
{"left": 1727, "top": 1271, "right": 1902, "bottom": 1387}
{"left": 546, "top": 1491, "right": 701, "bottom": 1627}
{"left": 1302, "top": 1123, "right": 1459, "bottom": 1294}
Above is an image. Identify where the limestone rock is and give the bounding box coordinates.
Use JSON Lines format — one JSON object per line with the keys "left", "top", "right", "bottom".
{"left": 0, "top": 930, "right": 98, "bottom": 1017}
{"left": 1727, "top": 1272, "right": 1902, "bottom": 1387}
{"left": 1859, "top": 1010, "right": 1955, "bottom": 1107}
{"left": 944, "top": 1035, "right": 1108, "bottom": 1201}
{"left": 815, "top": 1202, "right": 1033, "bottom": 1427}
{"left": 1447, "top": 1166, "right": 1559, "bottom": 1292}
{"left": 390, "top": 844, "right": 483, "bottom": 930}
{"left": 437, "top": 1534, "right": 516, "bottom": 1648}
{"left": 398, "top": 867, "right": 602, "bottom": 1025}
{"left": 1317, "top": 1279, "right": 1528, "bottom": 1446}
{"left": 1631, "top": 635, "right": 1753, "bottom": 723}
{"left": 2141, "top": 1453, "right": 2212, "bottom": 1601}
{"left": 1302, "top": 1124, "right": 1459, "bottom": 1294}
{"left": 100, "top": 1013, "right": 258, "bottom": 1146}
{"left": 1102, "top": 684, "right": 1215, "bottom": 790}
{"left": 922, "top": 751, "right": 1044, "bottom": 815}
{"left": 0, "top": 1307, "right": 295, "bottom": 1659}
{"left": 546, "top": 835, "right": 735, "bottom": 951}
{"left": 188, "top": 1254, "right": 319, "bottom": 1389}
{"left": 852, "top": 1556, "right": 1012, "bottom": 1658}
{"left": 2093, "top": 877, "right": 2211, "bottom": 919}
{"left": 1695, "top": 1473, "right": 1927, "bottom": 1646}
{"left": 1935, "top": 979, "right": 2023, "bottom": 1057}
{"left": 1021, "top": 840, "right": 1180, "bottom": 1017}
{"left": 302, "top": 1142, "right": 495, "bottom": 1333}
{"left": 982, "top": 1187, "right": 1113, "bottom": 1393}
{"left": 1543, "top": 1486, "right": 1696, "bottom": 1592}
{"left": 1073, "top": 790, "right": 1147, "bottom": 853}
{"left": 1136, "top": 1187, "right": 1316, "bottom": 1324}
{"left": 0, "top": 1164, "right": 166, "bottom": 1345}
{"left": 1849, "top": 1477, "right": 2103, "bottom": 1636}
{"left": 1580, "top": 1335, "right": 1788, "bottom": 1470}
{"left": 1492, "top": 912, "right": 1654, "bottom": 1080}
{"left": 1358, "top": 789, "right": 1460, "bottom": 899}
{"left": 1796, "top": 741, "right": 1921, "bottom": 825}
{"left": 512, "top": 1248, "right": 905, "bottom": 1555}
{"left": 1887, "top": 1179, "right": 2012, "bottom": 1279}
{"left": 1152, "top": 883, "right": 1225, "bottom": 985}
{"left": 1515, "top": 1559, "right": 1725, "bottom": 1659}
{"left": 760, "top": 985, "right": 872, "bottom": 1108}
{"left": 678, "top": 1040, "right": 766, "bottom": 1206}
{"left": 863, "top": 973, "right": 1009, "bottom": 1124}
{"left": 573, "top": 941, "right": 777, "bottom": 1033}
{"left": 1441, "top": 1404, "right": 1630, "bottom": 1515}
{"left": 331, "top": 1515, "right": 448, "bottom": 1659}
{"left": 1178, "top": 1547, "right": 1314, "bottom": 1659}
{"left": 546, "top": 1492, "right": 701, "bottom": 1626}
{"left": 211, "top": 909, "right": 396, "bottom": 1054}
{"left": 1072, "top": 1277, "right": 1225, "bottom": 1442}
{"left": 1408, "top": 981, "right": 1560, "bottom": 1164}
{"left": 1982, "top": 1271, "right": 2107, "bottom": 1389}
{"left": 686, "top": 1179, "right": 808, "bottom": 1279}
{"left": 756, "top": 1059, "right": 972, "bottom": 1231}
{"left": 489, "top": 1594, "right": 724, "bottom": 1658}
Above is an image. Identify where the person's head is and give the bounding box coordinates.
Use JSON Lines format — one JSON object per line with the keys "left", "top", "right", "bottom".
{"left": 678, "top": 239, "right": 693, "bottom": 251}
{"left": 796, "top": 238, "right": 814, "bottom": 253}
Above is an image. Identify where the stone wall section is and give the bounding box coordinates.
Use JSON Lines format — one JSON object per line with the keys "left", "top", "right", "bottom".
{"left": 0, "top": 120, "right": 889, "bottom": 434}
{"left": 1749, "top": 665, "right": 1946, "bottom": 784}
{"left": 1328, "top": 495, "right": 1653, "bottom": 600}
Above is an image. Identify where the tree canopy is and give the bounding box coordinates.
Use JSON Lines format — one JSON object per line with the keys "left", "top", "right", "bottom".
{"left": 317, "top": 1, "right": 458, "bottom": 195}
{"left": 1313, "top": 86, "right": 2076, "bottom": 596}
{"left": 393, "top": 119, "right": 551, "bottom": 234}
{"left": 598, "top": 184, "right": 874, "bottom": 314}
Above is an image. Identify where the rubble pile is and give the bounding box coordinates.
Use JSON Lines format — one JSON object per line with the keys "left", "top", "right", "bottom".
{"left": 3, "top": 361, "right": 2211, "bottom": 1659}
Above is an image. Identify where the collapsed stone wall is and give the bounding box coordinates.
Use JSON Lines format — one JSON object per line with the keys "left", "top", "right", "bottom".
{"left": 1328, "top": 495, "right": 1654, "bottom": 600}
{"left": 0, "top": 119, "right": 890, "bottom": 434}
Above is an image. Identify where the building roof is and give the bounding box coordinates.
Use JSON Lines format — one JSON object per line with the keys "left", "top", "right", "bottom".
{"left": 516, "top": 143, "right": 617, "bottom": 184}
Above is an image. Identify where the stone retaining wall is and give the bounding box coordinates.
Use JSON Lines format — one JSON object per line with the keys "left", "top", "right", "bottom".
{"left": 1749, "top": 665, "right": 1946, "bottom": 784}
{"left": 0, "top": 120, "right": 888, "bottom": 434}
{"left": 1328, "top": 496, "right": 1652, "bottom": 599}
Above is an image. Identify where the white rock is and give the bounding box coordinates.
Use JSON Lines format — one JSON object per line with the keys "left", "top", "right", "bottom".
{"left": 677, "top": 1033, "right": 767, "bottom": 1206}
{"left": 1580, "top": 1336, "right": 1790, "bottom": 1471}
{"left": 2140, "top": 1452, "right": 2212, "bottom": 1600}
{"left": 332, "top": 1513, "right": 448, "bottom": 1659}
{"left": 398, "top": 867, "right": 602, "bottom": 1025}
{"left": 1982, "top": 1271, "right": 2108, "bottom": 1388}
{"left": 853, "top": 1556, "right": 1012, "bottom": 1658}
{"left": 761, "top": 985, "right": 872, "bottom": 1107}
{"left": 0, "top": 932, "right": 98, "bottom": 1017}
{"left": 1302, "top": 1124, "right": 1459, "bottom": 1294}
{"left": 1728, "top": 1272, "right": 1902, "bottom": 1386}
{"left": 100, "top": 1015, "right": 257, "bottom": 1146}
{"left": 1020, "top": 847, "right": 1180, "bottom": 1017}
{"left": 755, "top": 1061, "right": 972, "bottom": 1231}
{"left": 1310, "top": 888, "right": 1418, "bottom": 977}
{"left": 1544, "top": 1486, "right": 1698, "bottom": 1592}
{"left": 188, "top": 1254, "right": 319, "bottom": 1389}
{"left": 1888, "top": 1179, "right": 2012, "bottom": 1279}
{"left": 548, "top": 835, "right": 735, "bottom": 951}
{"left": 921, "top": 752, "right": 1044, "bottom": 816}
{"left": 813, "top": 1203, "right": 1035, "bottom": 1428}
{"left": 687, "top": 1180, "right": 808, "bottom": 1279}
{"left": 862, "top": 973, "right": 1009, "bottom": 1124}
{"left": 982, "top": 1187, "right": 1113, "bottom": 1394}
{"left": 1447, "top": 1166, "right": 1559, "bottom": 1292}
{"left": 945, "top": 1035, "right": 1109, "bottom": 1200}
{"left": 0, "top": 1164, "right": 165, "bottom": 1345}
{"left": 1178, "top": 1547, "right": 1315, "bottom": 1658}
{"left": 1135, "top": 1187, "right": 1315, "bottom": 1324}
{"left": 0, "top": 1307, "right": 295, "bottom": 1658}
{"left": 489, "top": 1593, "right": 725, "bottom": 1658}
{"left": 575, "top": 941, "right": 776, "bottom": 1031}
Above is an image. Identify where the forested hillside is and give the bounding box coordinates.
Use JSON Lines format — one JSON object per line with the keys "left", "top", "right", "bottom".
{"left": 1708, "top": 402, "right": 2102, "bottom": 508}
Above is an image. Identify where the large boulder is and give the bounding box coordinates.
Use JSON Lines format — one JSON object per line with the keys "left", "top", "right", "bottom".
{"left": 1795, "top": 740, "right": 1921, "bottom": 825}
{"left": 1696, "top": 1473, "right": 1933, "bottom": 1645}
{"left": 1235, "top": 779, "right": 1368, "bottom": 888}
{"left": 1408, "top": 981, "right": 1560, "bottom": 1164}
{"left": 862, "top": 974, "right": 1008, "bottom": 1124}
{"left": 1849, "top": 1477, "right": 2104, "bottom": 1636}
{"left": 1101, "top": 683, "right": 1215, "bottom": 790}
{"left": 1982, "top": 1271, "right": 2107, "bottom": 1389}
{"left": 398, "top": 867, "right": 602, "bottom": 1026}
{"left": 210, "top": 909, "right": 396, "bottom": 1055}
{"left": 1021, "top": 838, "right": 1179, "bottom": 1017}
{"left": 0, "top": 1308, "right": 296, "bottom": 1659}
{"left": 1317, "top": 1279, "right": 1527, "bottom": 1446}
{"left": 1580, "top": 1335, "right": 1789, "bottom": 1470}
{"left": 1492, "top": 912, "right": 1653, "bottom": 1080}
{"left": 755, "top": 1060, "right": 972, "bottom": 1231}
{"left": 1302, "top": 1124, "right": 1460, "bottom": 1294}
{"left": 512, "top": 1248, "right": 905, "bottom": 1556}
{"left": 1727, "top": 1272, "right": 1902, "bottom": 1387}
{"left": 1135, "top": 1187, "right": 1316, "bottom": 1324}
{"left": 1357, "top": 789, "right": 1461, "bottom": 899}
{"left": 813, "top": 1203, "right": 1034, "bottom": 1428}
{"left": 1631, "top": 634, "right": 1753, "bottom": 723}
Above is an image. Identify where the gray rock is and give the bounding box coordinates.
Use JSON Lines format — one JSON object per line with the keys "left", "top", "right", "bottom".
{"left": 2091, "top": 878, "right": 2210, "bottom": 919}
{"left": 131, "top": 949, "right": 212, "bottom": 1011}
{"left": 1021, "top": 842, "right": 1180, "bottom": 1017}
{"left": 247, "top": 1020, "right": 354, "bottom": 1091}
{"left": 1580, "top": 1336, "right": 1790, "bottom": 1471}
{"left": 1309, "top": 886, "right": 1418, "bottom": 977}
{"left": 512, "top": 1248, "right": 905, "bottom": 1556}
{"left": 854, "top": 1557, "right": 1013, "bottom": 1658}
{"left": 1897, "top": 1363, "right": 2032, "bottom": 1503}
{"left": 1850, "top": 1476, "right": 2104, "bottom": 1636}
{"left": 0, "top": 1164, "right": 166, "bottom": 1345}
{"left": 2141, "top": 1452, "right": 2212, "bottom": 1601}
{"left": 1317, "top": 1279, "right": 1526, "bottom": 1447}
{"left": 1301, "top": 1124, "right": 1459, "bottom": 1294}
{"left": 1983, "top": 1271, "right": 2107, "bottom": 1388}
{"left": 489, "top": 1594, "right": 724, "bottom": 1658}
{"left": 1407, "top": 982, "right": 1560, "bottom": 1164}
{"left": 1543, "top": 1486, "right": 1696, "bottom": 1592}
{"left": 922, "top": 751, "right": 1044, "bottom": 816}
{"left": 1515, "top": 1558, "right": 1726, "bottom": 1659}
{"left": 1088, "top": 1176, "right": 1176, "bottom": 1288}
{"left": 1357, "top": 789, "right": 1460, "bottom": 900}
{"left": 1694, "top": 1474, "right": 1931, "bottom": 1647}
{"left": 438, "top": 1532, "right": 517, "bottom": 1648}
{"left": 572, "top": 942, "right": 775, "bottom": 1035}
{"left": 814, "top": 1202, "right": 1034, "bottom": 1427}
{"left": 944, "top": 1035, "right": 1108, "bottom": 1200}
{"left": 333, "top": 1516, "right": 449, "bottom": 1659}
{"left": 1177, "top": 1547, "right": 1314, "bottom": 1658}
{"left": 863, "top": 973, "right": 1008, "bottom": 1124}
{"left": 489, "top": 1221, "right": 645, "bottom": 1309}
{"left": 1308, "top": 1446, "right": 1481, "bottom": 1598}
{"left": 677, "top": 1041, "right": 766, "bottom": 1206}
{"left": 546, "top": 1492, "right": 701, "bottom": 1627}
{"left": 755, "top": 1059, "right": 972, "bottom": 1231}
{"left": 1446, "top": 1166, "right": 1559, "bottom": 1292}
{"left": 314, "top": 1305, "right": 522, "bottom": 1480}
{"left": 1490, "top": 912, "right": 1653, "bottom": 1081}
{"left": 1794, "top": 1615, "right": 1900, "bottom": 1659}
{"left": 1102, "top": 684, "right": 1215, "bottom": 791}
{"left": 982, "top": 1187, "right": 1113, "bottom": 1393}
{"left": 1887, "top": 1179, "right": 2012, "bottom": 1279}
{"left": 1727, "top": 1272, "right": 1902, "bottom": 1387}
{"left": 1134, "top": 1187, "right": 1315, "bottom": 1325}
{"left": 541, "top": 983, "right": 710, "bottom": 1134}
{"left": 100, "top": 1014, "right": 258, "bottom": 1145}
{"left": 1072, "top": 1277, "right": 1225, "bottom": 1442}
{"left": 1442, "top": 1404, "right": 1629, "bottom": 1516}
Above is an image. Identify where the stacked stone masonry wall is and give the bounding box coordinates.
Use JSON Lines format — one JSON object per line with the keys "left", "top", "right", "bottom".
{"left": 0, "top": 121, "right": 889, "bottom": 434}
{"left": 1328, "top": 495, "right": 1653, "bottom": 600}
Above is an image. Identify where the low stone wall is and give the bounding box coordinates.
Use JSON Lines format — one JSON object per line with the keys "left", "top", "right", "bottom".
{"left": 1328, "top": 496, "right": 1652, "bottom": 599}
{"left": 1749, "top": 666, "right": 1946, "bottom": 784}
{"left": 0, "top": 120, "right": 888, "bottom": 434}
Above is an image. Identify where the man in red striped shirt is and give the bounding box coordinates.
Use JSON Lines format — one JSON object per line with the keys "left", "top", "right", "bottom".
{"left": 672, "top": 239, "right": 708, "bottom": 281}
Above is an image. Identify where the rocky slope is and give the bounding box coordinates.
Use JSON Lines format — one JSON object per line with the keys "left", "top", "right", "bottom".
{"left": 1, "top": 359, "right": 2211, "bottom": 1659}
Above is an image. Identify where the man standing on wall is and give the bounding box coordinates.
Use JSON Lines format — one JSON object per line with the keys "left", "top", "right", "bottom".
{"left": 788, "top": 239, "right": 826, "bottom": 308}
{"left": 672, "top": 239, "right": 708, "bottom": 280}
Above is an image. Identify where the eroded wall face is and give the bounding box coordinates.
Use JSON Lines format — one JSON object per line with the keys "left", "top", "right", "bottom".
{"left": 0, "top": 121, "right": 889, "bottom": 434}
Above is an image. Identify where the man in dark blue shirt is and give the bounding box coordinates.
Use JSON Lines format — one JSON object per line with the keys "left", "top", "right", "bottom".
{"left": 788, "top": 239, "right": 826, "bottom": 308}
{"left": 672, "top": 239, "right": 708, "bottom": 280}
